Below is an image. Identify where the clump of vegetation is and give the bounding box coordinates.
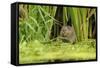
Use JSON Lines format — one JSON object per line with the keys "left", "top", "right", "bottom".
{"left": 19, "top": 4, "right": 97, "bottom": 64}
{"left": 19, "top": 39, "right": 96, "bottom": 64}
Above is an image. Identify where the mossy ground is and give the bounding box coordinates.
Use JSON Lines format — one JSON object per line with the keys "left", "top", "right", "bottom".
{"left": 19, "top": 39, "right": 96, "bottom": 64}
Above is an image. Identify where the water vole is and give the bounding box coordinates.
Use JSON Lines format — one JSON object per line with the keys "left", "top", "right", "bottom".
{"left": 60, "top": 26, "right": 76, "bottom": 43}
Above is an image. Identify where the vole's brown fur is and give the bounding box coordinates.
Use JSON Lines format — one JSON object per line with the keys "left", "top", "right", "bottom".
{"left": 60, "top": 26, "right": 76, "bottom": 43}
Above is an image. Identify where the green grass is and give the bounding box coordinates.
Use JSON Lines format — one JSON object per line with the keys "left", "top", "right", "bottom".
{"left": 19, "top": 39, "right": 96, "bottom": 64}
{"left": 19, "top": 4, "right": 96, "bottom": 64}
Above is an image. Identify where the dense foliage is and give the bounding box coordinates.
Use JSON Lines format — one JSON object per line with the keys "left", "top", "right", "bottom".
{"left": 19, "top": 4, "right": 96, "bottom": 64}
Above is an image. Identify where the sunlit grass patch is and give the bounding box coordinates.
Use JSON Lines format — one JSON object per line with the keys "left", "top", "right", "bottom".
{"left": 19, "top": 39, "right": 96, "bottom": 64}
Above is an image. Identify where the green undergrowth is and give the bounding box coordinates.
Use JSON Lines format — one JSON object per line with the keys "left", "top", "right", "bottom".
{"left": 19, "top": 39, "right": 96, "bottom": 64}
